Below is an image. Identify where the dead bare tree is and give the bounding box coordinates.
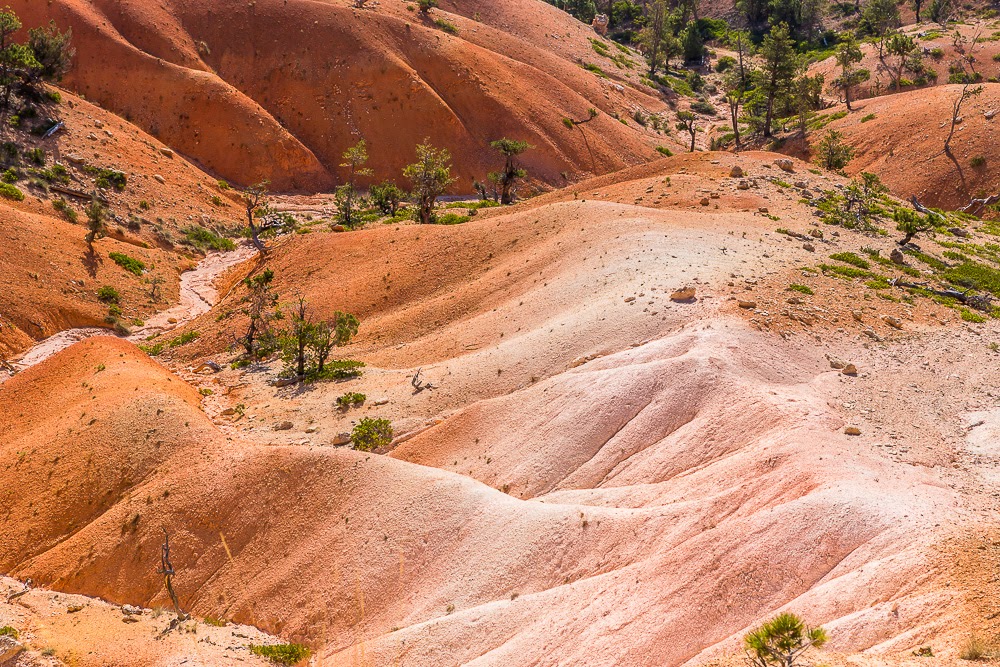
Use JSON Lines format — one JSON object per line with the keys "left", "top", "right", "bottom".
{"left": 158, "top": 529, "right": 188, "bottom": 623}
{"left": 411, "top": 368, "right": 435, "bottom": 393}
{"left": 945, "top": 28, "right": 983, "bottom": 154}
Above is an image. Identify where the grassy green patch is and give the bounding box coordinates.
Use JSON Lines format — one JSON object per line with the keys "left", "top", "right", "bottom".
{"left": 169, "top": 330, "right": 200, "bottom": 347}
{"left": 0, "top": 626, "right": 18, "bottom": 639}
{"left": 183, "top": 226, "right": 236, "bottom": 251}
{"left": 819, "top": 263, "right": 879, "bottom": 280}
{"left": 961, "top": 308, "right": 987, "bottom": 323}
{"left": 109, "top": 252, "right": 146, "bottom": 276}
{"left": 943, "top": 261, "right": 1000, "bottom": 297}
{"left": 0, "top": 182, "right": 24, "bottom": 201}
{"left": 829, "top": 252, "right": 870, "bottom": 269}
{"left": 788, "top": 283, "right": 814, "bottom": 294}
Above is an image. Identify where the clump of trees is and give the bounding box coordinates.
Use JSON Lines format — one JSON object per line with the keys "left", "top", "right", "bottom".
{"left": 278, "top": 297, "right": 359, "bottom": 381}
{"left": 0, "top": 8, "right": 74, "bottom": 118}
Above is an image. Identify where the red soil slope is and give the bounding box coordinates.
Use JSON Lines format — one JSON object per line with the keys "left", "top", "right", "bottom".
{"left": 803, "top": 84, "right": 1000, "bottom": 210}
{"left": 12, "top": 0, "right": 668, "bottom": 192}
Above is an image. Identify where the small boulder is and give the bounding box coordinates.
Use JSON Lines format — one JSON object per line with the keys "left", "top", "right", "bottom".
{"left": 154, "top": 174, "right": 166, "bottom": 184}
{"left": 670, "top": 286, "right": 696, "bottom": 302}
{"left": 774, "top": 158, "right": 795, "bottom": 173}
{"left": 159, "top": 147, "right": 175, "bottom": 158}
{"left": 700, "top": 197, "right": 710, "bottom": 206}
{"left": 890, "top": 247, "right": 906, "bottom": 264}
{"left": 330, "top": 432, "right": 352, "bottom": 446}
{"left": 730, "top": 165, "right": 744, "bottom": 178}
{"left": 851, "top": 310, "right": 864, "bottom": 322}
{"left": 738, "top": 300, "right": 757, "bottom": 309}
{"left": 844, "top": 426, "right": 862, "bottom": 436}
{"left": 737, "top": 180, "right": 751, "bottom": 190}
{"left": 802, "top": 243, "right": 815, "bottom": 252}
{"left": 949, "top": 227, "right": 969, "bottom": 238}
{"left": 827, "top": 357, "right": 847, "bottom": 370}
{"left": 809, "top": 228, "right": 823, "bottom": 239}
{"left": 883, "top": 316, "right": 903, "bottom": 330}
{"left": 842, "top": 363, "right": 858, "bottom": 375}
{"left": 274, "top": 421, "right": 293, "bottom": 431}
{"left": 121, "top": 604, "right": 143, "bottom": 616}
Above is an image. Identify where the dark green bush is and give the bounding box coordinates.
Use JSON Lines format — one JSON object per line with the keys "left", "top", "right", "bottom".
{"left": 352, "top": 418, "right": 393, "bottom": 452}
{"left": 109, "top": 252, "right": 146, "bottom": 276}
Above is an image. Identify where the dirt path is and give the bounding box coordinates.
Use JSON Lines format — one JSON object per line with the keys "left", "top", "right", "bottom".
{"left": 2, "top": 244, "right": 255, "bottom": 379}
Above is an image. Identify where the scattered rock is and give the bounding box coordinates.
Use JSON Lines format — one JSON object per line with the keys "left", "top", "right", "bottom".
{"left": 890, "top": 247, "right": 906, "bottom": 264}
{"left": 883, "top": 316, "right": 903, "bottom": 330}
{"left": 737, "top": 180, "right": 750, "bottom": 190}
{"left": 802, "top": 243, "right": 815, "bottom": 252}
{"left": 624, "top": 296, "right": 636, "bottom": 303}
{"left": 758, "top": 207, "right": 769, "bottom": 214}
{"left": 121, "top": 604, "right": 143, "bottom": 616}
{"left": 330, "top": 432, "right": 352, "bottom": 446}
{"left": 0, "top": 636, "right": 23, "bottom": 664}
{"left": 65, "top": 153, "right": 86, "bottom": 165}
{"left": 809, "top": 228, "right": 823, "bottom": 239}
{"left": 159, "top": 147, "right": 175, "bottom": 158}
{"left": 842, "top": 363, "right": 858, "bottom": 376}
{"left": 851, "top": 310, "right": 864, "bottom": 322}
{"left": 93, "top": 119, "right": 104, "bottom": 128}
{"left": 305, "top": 426, "right": 318, "bottom": 434}
{"left": 154, "top": 174, "right": 166, "bottom": 184}
{"left": 67, "top": 604, "right": 84, "bottom": 613}
{"left": 985, "top": 109, "right": 998, "bottom": 120}
{"left": 699, "top": 197, "right": 710, "bottom": 206}
{"left": 167, "top": 317, "right": 178, "bottom": 324}
{"left": 730, "top": 166, "right": 744, "bottom": 178}
{"left": 827, "top": 357, "right": 846, "bottom": 370}
{"left": 670, "top": 286, "right": 696, "bottom": 302}
{"left": 86, "top": 132, "right": 98, "bottom": 141}
{"left": 373, "top": 399, "right": 389, "bottom": 406}
{"left": 774, "top": 158, "right": 794, "bottom": 173}
{"left": 738, "top": 300, "right": 757, "bottom": 309}
{"left": 863, "top": 329, "right": 883, "bottom": 341}
{"left": 274, "top": 421, "right": 293, "bottom": 431}
{"left": 949, "top": 227, "right": 969, "bottom": 237}
{"left": 787, "top": 296, "right": 803, "bottom": 305}
{"left": 220, "top": 407, "right": 236, "bottom": 416}
{"left": 795, "top": 181, "right": 808, "bottom": 189}
{"left": 844, "top": 426, "right": 862, "bottom": 436}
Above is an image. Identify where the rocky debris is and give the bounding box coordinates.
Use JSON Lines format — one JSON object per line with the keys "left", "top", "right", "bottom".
{"left": 851, "top": 310, "right": 864, "bottom": 322}
{"left": 883, "top": 316, "right": 903, "bottom": 330}
{"left": 65, "top": 153, "right": 86, "bottom": 165}
{"left": 949, "top": 227, "right": 969, "bottom": 237}
{"left": 738, "top": 300, "right": 757, "bottom": 309}
{"left": 809, "top": 228, "right": 823, "bottom": 239}
{"left": 670, "top": 286, "right": 696, "bottom": 302}
{"left": 154, "top": 174, "right": 166, "bottom": 184}
{"left": 863, "top": 329, "right": 883, "bottom": 341}
{"left": 844, "top": 426, "right": 862, "bottom": 436}
{"left": 624, "top": 296, "right": 636, "bottom": 303}
{"left": 159, "top": 147, "right": 175, "bottom": 158}
{"left": 220, "top": 407, "right": 237, "bottom": 416}
{"left": 699, "top": 197, "right": 710, "bottom": 206}
{"left": 274, "top": 421, "right": 293, "bottom": 431}
{"left": 774, "top": 158, "right": 795, "bottom": 173}
{"left": 758, "top": 207, "right": 769, "bottom": 214}
{"left": 121, "top": 604, "right": 143, "bottom": 615}
{"left": 795, "top": 181, "right": 809, "bottom": 189}
{"left": 787, "top": 296, "right": 803, "bottom": 305}
{"left": 986, "top": 109, "right": 998, "bottom": 120}
{"left": 86, "top": 132, "right": 98, "bottom": 141}
{"left": 842, "top": 364, "right": 858, "bottom": 376}
{"left": 0, "top": 636, "right": 23, "bottom": 664}
{"left": 737, "top": 180, "right": 751, "bottom": 190}
{"left": 373, "top": 399, "right": 389, "bottom": 406}
{"left": 93, "top": 119, "right": 104, "bottom": 128}
{"left": 890, "top": 247, "right": 906, "bottom": 264}
{"left": 827, "top": 356, "right": 847, "bottom": 370}
{"left": 305, "top": 426, "right": 318, "bottom": 434}
{"left": 67, "top": 604, "right": 84, "bottom": 613}
{"left": 730, "top": 166, "right": 744, "bottom": 178}
{"left": 802, "top": 243, "right": 815, "bottom": 252}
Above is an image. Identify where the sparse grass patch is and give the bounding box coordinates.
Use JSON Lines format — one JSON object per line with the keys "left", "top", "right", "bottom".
{"left": 312, "top": 359, "right": 365, "bottom": 380}
{"left": 139, "top": 342, "right": 165, "bottom": 356}
{"left": 436, "top": 213, "right": 469, "bottom": 225}
{"left": 656, "top": 146, "right": 674, "bottom": 156}
{"left": 961, "top": 308, "right": 987, "bottom": 323}
{"left": 860, "top": 113, "right": 876, "bottom": 122}
{"left": 168, "top": 330, "right": 200, "bottom": 347}
{"left": 830, "top": 252, "right": 871, "bottom": 269}
{"left": 788, "top": 283, "right": 814, "bottom": 294}
{"left": 97, "top": 285, "right": 120, "bottom": 303}
{"left": 433, "top": 17, "right": 458, "bottom": 34}
{"left": 819, "top": 263, "right": 879, "bottom": 280}
{"left": 865, "top": 277, "right": 891, "bottom": 289}
{"left": 249, "top": 643, "right": 311, "bottom": 665}
{"left": 183, "top": 226, "right": 236, "bottom": 252}
{"left": 336, "top": 392, "right": 366, "bottom": 408}
{"left": 0, "top": 626, "right": 18, "bottom": 639}
{"left": 959, "top": 634, "right": 991, "bottom": 661}
{"left": 943, "top": 261, "right": 1000, "bottom": 297}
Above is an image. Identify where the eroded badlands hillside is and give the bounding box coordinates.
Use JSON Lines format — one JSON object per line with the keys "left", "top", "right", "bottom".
{"left": 5, "top": 152, "right": 1000, "bottom": 666}
{"left": 11, "top": 0, "right": 671, "bottom": 191}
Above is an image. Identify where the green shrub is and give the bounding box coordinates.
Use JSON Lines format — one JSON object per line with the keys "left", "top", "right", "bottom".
{"left": 248, "top": 644, "right": 311, "bottom": 665}
{"left": 715, "top": 55, "right": 736, "bottom": 72}
{"left": 217, "top": 179, "right": 230, "bottom": 190}
{"left": 788, "top": 283, "right": 814, "bottom": 295}
{"left": 961, "top": 308, "right": 987, "bottom": 323}
{"left": 139, "top": 342, "right": 165, "bottom": 356}
{"left": 819, "top": 263, "right": 877, "bottom": 279}
{"left": 109, "top": 252, "right": 146, "bottom": 276}
{"left": 860, "top": 113, "right": 876, "bottom": 122}
{"left": 829, "top": 252, "right": 870, "bottom": 269}
{"left": 52, "top": 197, "right": 77, "bottom": 222}
{"left": 971, "top": 156, "right": 986, "bottom": 168}
{"left": 0, "top": 182, "right": 24, "bottom": 201}
{"left": 84, "top": 165, "right": 127, "bottom": 190}
{"left": 337, "top": 392, "right": 366, "bottom": 408}
{"left": 315, "top": 359, "right": 365, "bottom": 380}
{"left": 97, "top": 285, "right": 120, "bottom": 303}
{"left": 944, "top": 261, "right": 1000, "bottom": 297}
{"left": 352, "top": 418, "right": 394, "bottom": 452}
{"left": 690, "top": 99, "right": 716, "bottom": 115}
{"left": 2, "top": 167, "right": 19, "bottom": 182}
{"left": 433, "top": 17, "right": 458, "bottom": 33}
{"left": 436, "top": 213, "right": 470, "bottom": 225}
{"left": 0, "top": 626, "right": 18, "bottom": 639}
{"left": 169, "top": 330, "right": 200, "bottom": 347}
{"left": 745, "top": 613, "right": 827, "bottom": 667}
{"left": 655, "top": 146, "right": 674, "bottom": 156}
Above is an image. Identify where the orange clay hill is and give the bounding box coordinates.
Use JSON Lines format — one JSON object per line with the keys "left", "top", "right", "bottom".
{"left": 10, "top": 0, "right": 671, "bottom": 192}
{"left": 6, "top": 149, "right": 1000, "bottom": 667}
